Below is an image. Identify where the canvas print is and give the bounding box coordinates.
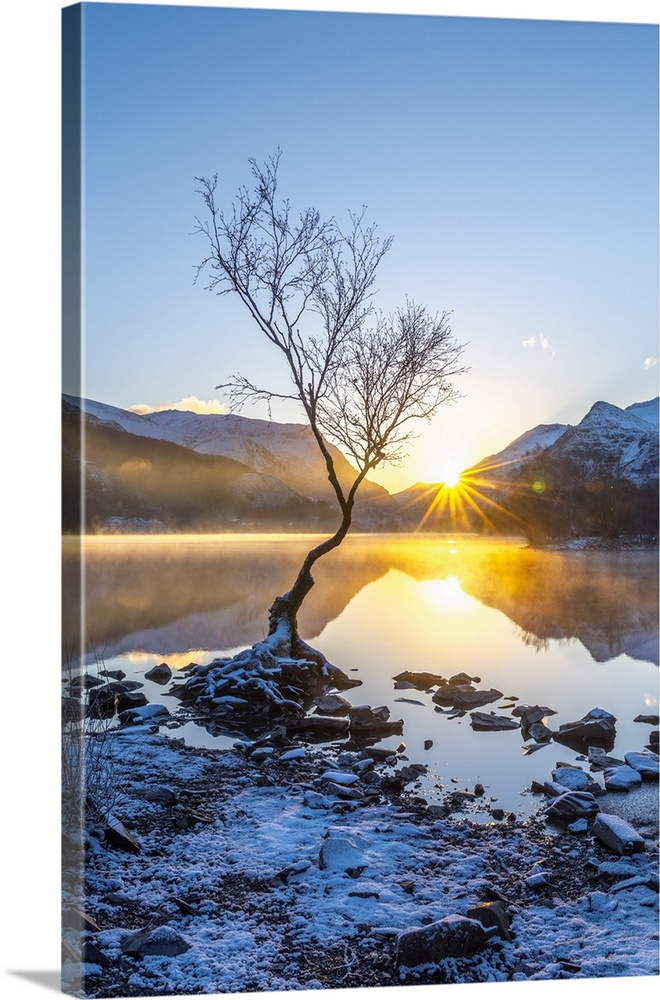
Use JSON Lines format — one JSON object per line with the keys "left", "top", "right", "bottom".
{"left": 61, "top": 2, "right": 659, "bottom": 997}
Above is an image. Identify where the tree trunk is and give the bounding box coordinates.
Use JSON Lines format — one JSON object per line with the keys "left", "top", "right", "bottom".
{"left": 266, "top": 502, "right": 354, "bottom": 661}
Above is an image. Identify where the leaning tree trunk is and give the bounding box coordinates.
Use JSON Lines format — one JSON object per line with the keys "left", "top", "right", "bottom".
{"left": 266, "top": 505, "right": 354, "bottom": 663}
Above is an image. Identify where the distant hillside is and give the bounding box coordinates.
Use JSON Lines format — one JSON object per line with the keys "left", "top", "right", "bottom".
{"left": 62, "top": 397, "right": 401, "bottom": 533}
{"left": 393, "top": 397, "right": 659, "bottom": 544}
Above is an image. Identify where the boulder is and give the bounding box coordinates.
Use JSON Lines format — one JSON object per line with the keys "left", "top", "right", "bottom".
{"left": 544, "top": 790, "right": 600, "bottom": 823}
{"left": 144, "top": 662, "right": 172, "bottom": 683}
{"left": 104, "top": 815, "right": 140, "bottom": 853}
{"left": 395, "top": 914, "right": 489, "bottom": 968}
{"left": 466, "top": 901, "right": 512, "bottom": 941}
{"left": 624, "top": 750, "right": 659, "bottom": 780}
{"left": 526, "top": 722, "right": 555, "bottom": 743}
{"left": 118, "top": 703, "right": 170, "bottom": 726}
{"left": 319, "top": 833, "right": 365, "bottom": 872}
{"left": 313, "top": 694, "right": 352, "bottom": 716}
{"left": 553, "top": 709, "right": 616, "bottom": 752}
{"left": 122, "top": 924, "right": 191, "bottom": 957}
{"left": 349, "top": 705, "right": 403, "bottom": 739}
{"left": 592, "top": 813, "right": 646, "bottom": 855}
{"left": 603, "top": 765, "right": 643, "bottom": 792}
{"left": 551, "top": 766, "right": 591, "bottom": 791}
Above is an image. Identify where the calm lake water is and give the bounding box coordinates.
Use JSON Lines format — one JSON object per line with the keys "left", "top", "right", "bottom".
{"left": 62, "top": 534, "right": 659, "bottom": 818}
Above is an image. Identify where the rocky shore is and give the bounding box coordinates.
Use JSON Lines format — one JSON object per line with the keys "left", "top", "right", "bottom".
{"left": 62, "top": 666, "right": 659, "bottom": 998}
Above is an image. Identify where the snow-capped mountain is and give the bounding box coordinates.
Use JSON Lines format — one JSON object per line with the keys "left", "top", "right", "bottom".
{"left": 62, "top": 395, "right": 400, "bottom": 533}
{"left": 63, "top": 394, "right": 389, "bottom": 505}
{"left": 465, "top": 397, "right": 658, "bottom": 488}
{"left": 468, "top": 422, "right": 568, "bottom": 478}
{"left": 542, "top": 399, "right": 658, "bottom": 487}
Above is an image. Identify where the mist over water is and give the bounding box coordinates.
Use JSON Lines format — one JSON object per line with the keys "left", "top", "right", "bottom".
{"left": 62, "top": 534, "right": 658, "bottom": 816}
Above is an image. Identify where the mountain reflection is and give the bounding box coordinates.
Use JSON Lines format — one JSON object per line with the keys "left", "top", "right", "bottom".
{"left": 62, "top": 534, "right": 659, "bottom": 667}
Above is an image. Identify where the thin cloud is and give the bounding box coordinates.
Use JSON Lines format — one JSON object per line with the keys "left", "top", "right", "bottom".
{"left": 521, "top": 333, "right": 555, "bottom": 358}
{"left": 643, "top": 357, "right": 658, "bottom": 370}
{"left": 128, "top": 396, "right": 228, "bottom": 415}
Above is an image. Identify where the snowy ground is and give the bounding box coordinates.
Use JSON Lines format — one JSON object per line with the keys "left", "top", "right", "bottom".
{"left": 62, "top": 721, "right": 659, "bottom": 999}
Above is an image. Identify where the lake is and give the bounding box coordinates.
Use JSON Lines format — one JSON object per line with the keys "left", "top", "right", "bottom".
{"left": 62, "top": 533, "right": 659, "bottom": 818}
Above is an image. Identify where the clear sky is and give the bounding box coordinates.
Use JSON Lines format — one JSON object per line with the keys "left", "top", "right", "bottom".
{"left": 65, "top": 0, "right": 659, "bottom": 491}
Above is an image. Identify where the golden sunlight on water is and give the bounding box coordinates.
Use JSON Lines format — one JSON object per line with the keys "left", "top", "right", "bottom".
{"left": 62, "top": 533, "right": 658, "bottom": 815}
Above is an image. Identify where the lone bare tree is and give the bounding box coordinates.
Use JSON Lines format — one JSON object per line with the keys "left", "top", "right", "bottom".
{"left": 194, "top": 151, "right": 467, "bottom": 666}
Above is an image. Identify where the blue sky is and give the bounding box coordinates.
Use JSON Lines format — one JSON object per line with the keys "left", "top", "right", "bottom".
{"left": 65, "top": 0, "right": 659, "bottom": 489}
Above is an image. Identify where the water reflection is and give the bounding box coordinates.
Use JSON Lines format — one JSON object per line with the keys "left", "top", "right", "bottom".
{"left": 62, "top": 534, "right": 658, "bottom": 667}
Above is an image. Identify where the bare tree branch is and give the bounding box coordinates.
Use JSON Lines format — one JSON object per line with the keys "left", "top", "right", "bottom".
{"left": 193, "top": 152, "right": 468, "bottom": 638}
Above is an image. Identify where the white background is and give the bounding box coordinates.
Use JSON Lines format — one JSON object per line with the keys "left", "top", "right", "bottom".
{"left": 1, "top": 2, "right": 658, "bottom": 999}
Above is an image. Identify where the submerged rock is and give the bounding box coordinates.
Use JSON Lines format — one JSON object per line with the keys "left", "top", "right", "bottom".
{"left": 553, "top": 708, "right": 616, "bottom": 752}
{"left": 469, "top": 712, "right": 520, "bottom": 731}
{"left": 349, "top": 705, "right": 404, "bottom": 740}
{"left": 144, "top": 662, "right": 172, "bottom": 683}
{"left": 432, "top": 686, "right": 503, "bottom": 710}
{"left": 392, "top": 670, "right": 446, "bottom": 689}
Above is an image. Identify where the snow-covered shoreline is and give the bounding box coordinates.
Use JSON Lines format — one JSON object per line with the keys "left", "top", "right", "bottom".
{"left": 62, "top": 716, "right": 659, "bottom": 999}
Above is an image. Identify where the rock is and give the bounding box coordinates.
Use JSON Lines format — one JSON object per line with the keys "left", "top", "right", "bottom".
{"left": 68, "top": 674, "right": 104, "bottom": 693}
{"left": 392, "top": 670, "right": 446, "bottom": 689}
{"left": 604, "top": 765, "right": 643, "bottom": 792}
{"left": 313, "top": 694, "right": 351, "bottom": 716}
{"left": 624, "top": 750, "right": 659, "bottom": 780}
{"left": 592, "top": 813, "right": 646, "bottom": 854}
{"left": 349, "top": 705, "right": 404, "bottom": 739}
{"left": 115, "top": 690, "right": 149, "bottom": 714}
{"left": 81, "top": 940, "right": 112, "bottom": 969}
{"left": 474, "top": 783, "right": 485, "bottom": 796}
{"left": 122, "top": 924, "right": 191, "bottom": 957}
{"left": 525, "top": 870, "right": 549, "bottom": 888}
{"left": 544, "top": 790, "right": 600, "bottom": 822}
{"left": 101, "top": 668, "right": 126, "bottom": 681}
{"left": 526, "top": 722, "right": 554, "bottom": 743}
{"left": 320, "top": 770, "right": 360, "bottom": 786}
{"left": 324, "top": 782, "right": 365, "bottom": 800}
{"left": 279, "top": 747, "right": 306, "bottom": 762}
{"left": 144, "top": 662, "right": 172, "bottom": 683}
{"left": 634, "top": 714, "right": 660, "bottom": 726}
{"left": 588, "top": 746, "right": 625, "bottom": 770}
{"left": 104, "top": 815, "right": 141, "bottom": 853}
{"left": 395, "top": 914, "right": 489, "bottom": 968}
{"left": 448, "top": 672, "right": 481, "bottom": 686}
{"left": 513, "top": 705, "right": 557, "bottom": 724}
{"left": 470, "top": 712, "right": 520, "bottom": 731}
{"left": 286, "top": 716, "right": 349, "bottom": 739}
{"left": 118, "top": 703, "right": 170, "bottom": 726}
{"left": 552, "top": 766, "right": 591, "bottom": 791}
{"left": 319, "top": 833, "right": 366, "bottom": 872}
{"left": 134, "top": 785, "right": 177, "bottom": 806}
{"left": 433, "top": 686, "right": 503, "bottom": 710}
{"left": 553, "top": 709, "right": 616, "bottom": 752}
{"left": 423, "top": 739, "right": 434, "bottom": 750}
{"left": 567, "top": 817, "right": 589, "bottom": 834}
{"left": 466, "top": 901, "right": 512, "bottom": 941}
